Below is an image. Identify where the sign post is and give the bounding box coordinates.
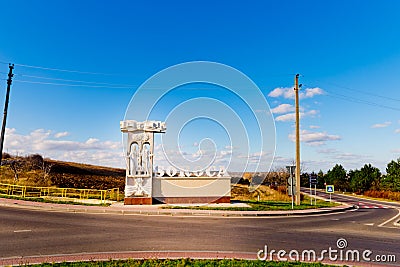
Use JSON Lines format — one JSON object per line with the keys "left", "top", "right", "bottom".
{"left": 309, "top": 173, "right": 317, "bottom": 205}
{"left": 326, "top": 185, "right": 334, "bottom": 202}
{"left": 309, "top": 178, "right": 312, "bottom": 205}
{"left": 286, "top": 166, "right": 296, "bottom": 209}
{"left": 314, "top": 183, "right": 317, "bottom": 205}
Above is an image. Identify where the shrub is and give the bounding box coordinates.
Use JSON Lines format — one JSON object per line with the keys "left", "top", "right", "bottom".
{"left": 277, "top": 185, "right": 287, "bottom": 195}
{"left": 2, "top": 152, "right": 11, "bottom": 159}
{"left": 26, "top": 154, "right": 44, "bottom": 170}
{"left": 237, "top": 177, "right": 250, "bottom": 185}
{"left": 364, "top": 190, "right": 400, "bottom": 201}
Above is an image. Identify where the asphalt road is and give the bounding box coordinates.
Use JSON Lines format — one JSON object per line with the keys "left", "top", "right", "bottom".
{"left": 0, "top": 193, "right": 399, "bottom": 265}
{"left": 301, "top": 187, "right": 400, "bottom": 209}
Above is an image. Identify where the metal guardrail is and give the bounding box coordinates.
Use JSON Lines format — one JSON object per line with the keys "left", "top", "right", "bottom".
{"left": 0, "top": 183, "right": 120, "bottom": 203}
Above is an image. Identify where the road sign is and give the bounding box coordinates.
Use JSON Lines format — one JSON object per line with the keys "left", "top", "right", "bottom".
{"left": 309, "top": 173, "right": 317, "bottom": 186}
{"left": 287, "top": 177, "right": 296, "bottom": 186}
{"left": 326, "top": 185, "right": 334, "bottom": 193}
{"left": 286, "top": 165, "right": 296, "bottom": 209}
{"left": 288, "top": 186, "right": 296, "bottom": 196}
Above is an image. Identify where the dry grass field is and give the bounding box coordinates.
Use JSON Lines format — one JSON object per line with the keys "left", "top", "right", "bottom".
{"left": 231, "top": 184, "right": 291, "bottom": 202}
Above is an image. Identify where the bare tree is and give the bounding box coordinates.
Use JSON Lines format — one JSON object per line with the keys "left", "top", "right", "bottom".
{"left": 27, "top": 154, "right": 44, "bottom": 170}
{"left": 265, "top": 166, "right": 289, "bottom": 186}
{"left": 7, "top": 159, "right": 23, "bottom": 182}
{"left": 290, "top": 159, "right": 307, "bottom": 173}
{"left": 41, "top": 159, "right": 54, "bottom": 183}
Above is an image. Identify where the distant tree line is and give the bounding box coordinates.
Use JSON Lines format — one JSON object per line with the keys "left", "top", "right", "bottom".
{"left": 301, "top": 158, "right": 400, "bottom": 193}
{"left": 239, "top": 158, "right": 400, "bottom": 201}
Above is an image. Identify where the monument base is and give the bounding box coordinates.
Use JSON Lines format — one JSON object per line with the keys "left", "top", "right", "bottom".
{"left": 123, "top": 196, "right": 231, "bottom": 205}
{"left": 124, "top": 197, "right": 152, "bottom": 205}
{"left": 153, "top": 196, "right": 230, "bottom": 204}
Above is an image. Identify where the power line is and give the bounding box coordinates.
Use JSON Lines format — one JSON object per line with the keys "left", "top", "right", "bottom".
{"left": 304, "top": 78, "right": 400, "bottom": 102}
{"left": 325, "top": 91, "right": 400, "bottom": 112}
{"left": 16, "top": 73, "right": 134, "bottom": 87}
{"left": 13, "top": 79, "right": 133, "bottom": 89}
{"left": 13, "top": 62, "right": 118, "bottom": 76}
{"left": 11, "top": 80, "right": 235, "bottom": 90}
{"left": 327, "top": 81, "right": 400, "bottom": 102}
{"left": 302, "top": 80, "right": 400, "bottom": 112}
{"left": 2, "top": 60, "right": 124, "bottom": 76}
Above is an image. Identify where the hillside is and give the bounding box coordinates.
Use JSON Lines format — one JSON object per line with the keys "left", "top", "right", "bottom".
{"left": 0, "top": 154, "right": 125, "bottom": 190}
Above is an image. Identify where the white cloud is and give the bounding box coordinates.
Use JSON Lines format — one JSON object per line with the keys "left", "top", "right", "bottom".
{"left": 268, "top": 87, "right": 324, "bottom": 99}
{"left": 309, "top": 125, "right": 320, "bottom": 129}
{"left": 54, "top": 131, "right": 69, "bottom": 138}
{"left": 307, "top": 110, "right": 318, "bottom": 116}
{"left": 275, "top": 112, "right": 297, "bottom": 122}
{"left": 268, "top": 87, "right": 295, "bottom": 99}
{"left": 304, "top": 87, "right": 324, "bottom": 98}
{"left": 289, "top": 130, "right": 340, "bottom": 146}
{"left": 275, "top": 110, "right": 318, "bottom": 122}
{"left": 317, "top": 148, "right": 338, "bottom": 154}
{"left": 271, "top": 104, "right": 295, "bottom": 114}
{"left": 395, "top": 129, "right": 400, "bottom": 134}
{"left": 238, "top": 151, "right": 269, "bottom": 164}
{"left": 334, "top": 153, "right": 362, "bottom": 160}
{"left": 219, "top": 150, "right": 232, "bottom": 157}
{"left": 4, "top": 128, "right": 123, "bottom": 168}
{"left": 371, "top": 121, "right": 391, "bottom": 128}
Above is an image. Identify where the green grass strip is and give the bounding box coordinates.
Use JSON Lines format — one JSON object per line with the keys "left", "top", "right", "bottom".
{"left": 0, "top": 194, "right": 110, "bottom": 206}
{"left": 163, "top": 200, "right": 338, "bottom": 211}
{"left": 30, "top": 259, "right": 342, "bottom": 267}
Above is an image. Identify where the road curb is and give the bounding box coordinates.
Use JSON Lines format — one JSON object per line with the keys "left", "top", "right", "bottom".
{"left": 0, "top": 197, "right": 355, "bottom": 217}
{"left": 0, "top": 250, "right": 388, "bottom": 267}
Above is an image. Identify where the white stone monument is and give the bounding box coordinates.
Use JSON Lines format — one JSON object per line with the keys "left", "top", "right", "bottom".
{"left": 120, "top": 120, "right": 166, "bottom": 204}
{"left": 121, "top": 120, "right": 231, "bottom": 205}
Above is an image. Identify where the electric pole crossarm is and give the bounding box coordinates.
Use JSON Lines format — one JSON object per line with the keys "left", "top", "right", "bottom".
{"left": 0, "top": 64, "right": 14, "bottom": 164}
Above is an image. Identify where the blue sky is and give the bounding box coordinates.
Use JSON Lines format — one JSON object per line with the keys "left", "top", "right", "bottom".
{"left": 1, "top": 0, "right": 400, "bottom": 173}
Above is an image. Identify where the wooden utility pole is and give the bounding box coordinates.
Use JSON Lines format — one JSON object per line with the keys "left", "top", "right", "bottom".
{"left": 0, "top": 64, "right": 14, "bottom": 164}
{"left": 294, "top": 74, "right": 301, "bottom": 205}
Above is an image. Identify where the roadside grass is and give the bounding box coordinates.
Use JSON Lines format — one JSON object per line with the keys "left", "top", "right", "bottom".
{"left": 163, "top": 198, "right": 338, "bottom": 211}
{"left": 162, "top": 184, "right": 339, "bottom": 211}
{"left": 232, "top": 184, "right": 291, "bottom": 202}
{"left": 0, "top": 194, "right": 110, "bottom": 206}
{"left": 30, "top": 259, "right": 341, "bottom": 267}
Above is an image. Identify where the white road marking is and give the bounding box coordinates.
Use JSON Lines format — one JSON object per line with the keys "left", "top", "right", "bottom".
{"left": 13, "top": 229, "right": 32, "bottom": 233}
{"left": 378, "top": 208, "right": 400, "bottom": 228}
{"left": 364, "top": 223, "right": 374, "bottom": 226}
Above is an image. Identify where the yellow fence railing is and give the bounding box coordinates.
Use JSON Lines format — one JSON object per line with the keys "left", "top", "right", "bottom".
{"left": 0, "top": 183, "right": 120, "bottom": 203}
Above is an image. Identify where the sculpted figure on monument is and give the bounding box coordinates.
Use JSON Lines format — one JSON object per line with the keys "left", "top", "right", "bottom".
{"left": 142, "top": 145, "right": 151, "bottom": 176}
{"left": 129, "top": 144, "right": 139, "bottom": 176}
